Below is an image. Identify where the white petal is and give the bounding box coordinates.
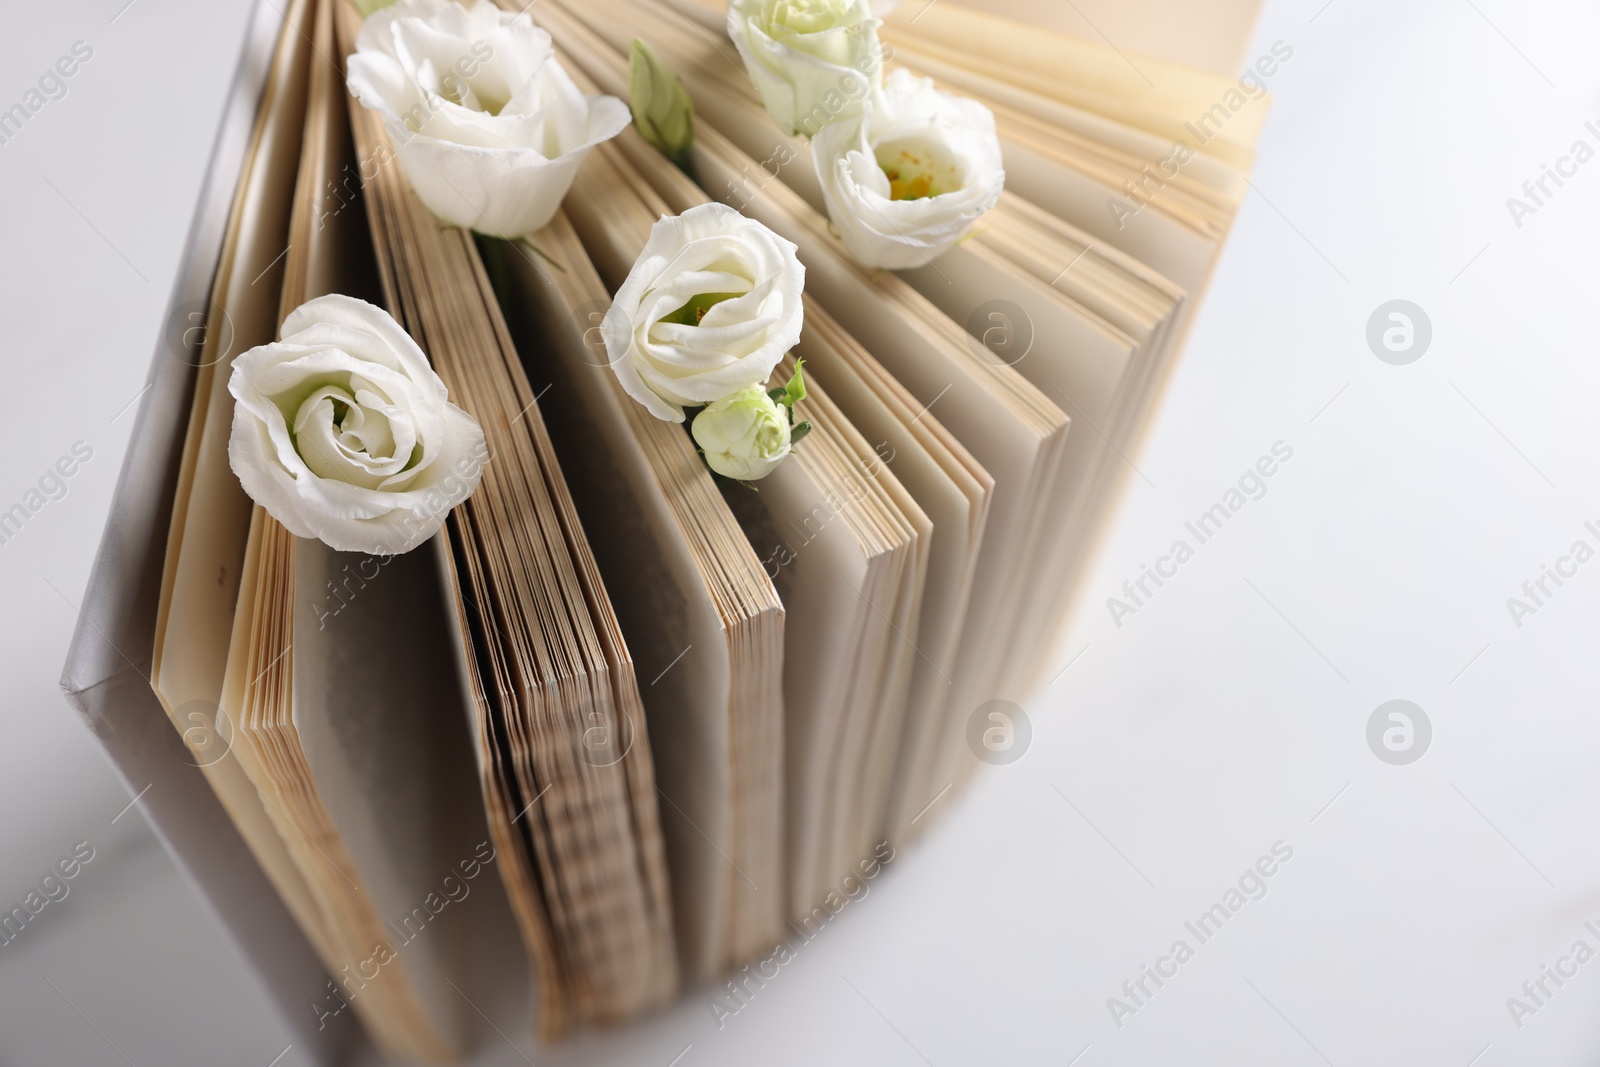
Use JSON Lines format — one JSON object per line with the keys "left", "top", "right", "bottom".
{"left": 227, "top": 293, "right": 486, "bottom": 556}
{"left": 604, "top": 204, "right": 805, "bottom": 418}
{"left": 812, "top": 74, "right": 1005, "bottom": 269}
{"left": 346, "top": 0, "right": 630, "bottom": 237}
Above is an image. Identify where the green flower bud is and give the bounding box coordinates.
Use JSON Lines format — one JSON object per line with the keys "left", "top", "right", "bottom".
{"left": 629, "top": 38, "right": 695, "bottom": 168}
{"left": 691, "top": 385, "right": 793, "bottom": 481}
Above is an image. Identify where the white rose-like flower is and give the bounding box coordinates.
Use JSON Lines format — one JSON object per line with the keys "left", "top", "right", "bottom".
{"left": 727, "top": 0, "right": 883, "bottom": 138}
{"left": 691, "top": 386, "right": 793, "bottom": 481}
{"left": 812, "top": 69, "right": 1005, "bottom": 270}
{"left": 228, "top": 295, "right": 488, "bottom": 556}
{"left": 345, "top": 0, "right": 630, "bottom": 237}
{"left": 602, "top": 202, "right": 805, "bottom": 423}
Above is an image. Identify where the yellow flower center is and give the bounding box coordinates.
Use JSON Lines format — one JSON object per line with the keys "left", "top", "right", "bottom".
{"left": 878, "top": 143, "right": 961, "bottom": 201}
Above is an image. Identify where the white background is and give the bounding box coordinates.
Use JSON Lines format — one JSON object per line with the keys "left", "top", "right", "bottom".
{"left": 2, "top": 0, "right": 1599, "bottom": 1064}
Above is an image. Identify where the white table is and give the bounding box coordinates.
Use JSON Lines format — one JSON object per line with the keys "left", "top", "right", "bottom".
{"left": 3, "top": 0, "right": 1597, "bottom": 1063}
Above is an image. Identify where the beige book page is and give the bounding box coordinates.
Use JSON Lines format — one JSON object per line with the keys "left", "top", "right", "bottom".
{"left": 506, "top": 217, "right": 758, "bottom": 980}
{"left": 883, "top": 6, "right": 1267, "bottom": 163}
{"left": 873, "top": 44, "right": 1246, "bottom": 201}
{"left": 291, "top": 540, "right": 477, "bottom": 1053}
{"left": 428, "top": 532, "right": 542, "bottom": 1027}
{"left": 903, "top": 244, "right": 1134, "bottom": 426}
{"left": 951, "top": 0, "right": 1266, "bottom": 82}
{"left": 223, "top": 512, "right": 440, "bottom": 1060}
{"left": 533, "top": 159, "right": 786, "bottom": 972}
{"left": 667, "top": 0, "right": 1265, "bottom": 159}
{"left": 762, "top": 351, "right": 922, "bottom": 898}
{"left": 442, "top": 502, "right": 571, "bottom": 1037}
{"left": 901, "top": 246, "right": 1135, "bottom": 669}
{"left": 217, "top": 508, "right": 337, "bottom": 963}
{"left": 983, "top": 132, "right": 1222, "bottom": 292}
{"left": 801, "top": 364, "right": 929, "bottom": 879}
{"left": 153, "top": 0, "right": 308, "bottom": 678}
{"left": 896, "top": 67, "right": 1232, "bottom": 234}
{"left": 793, "top": 313, "right": 992, "bottom": 845}
{"left": 147, "top": 0, "right": 335, "bottom": 983}
{"left": 718, "top": 444, "right": 877, "bottom": 916}
{"left": 154, "top": 0, "right": 311, "bottom": 709}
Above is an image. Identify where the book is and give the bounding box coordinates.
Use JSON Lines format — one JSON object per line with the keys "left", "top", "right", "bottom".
{"left": 62, "top": 0, "right": 1268, "bottom": 1059}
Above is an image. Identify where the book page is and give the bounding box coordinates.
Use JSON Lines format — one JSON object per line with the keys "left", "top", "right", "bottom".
{"left": 292, "top": 539, "right": 477, "bottom": 1053}
{"left": 506, "top": 218, "right": 784, "bottom": 978}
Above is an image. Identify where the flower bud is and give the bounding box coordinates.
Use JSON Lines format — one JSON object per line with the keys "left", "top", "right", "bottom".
{"left": 727, "top": 0, "right": 883, "bottom": 138}
{"left": 691, "top": 386, "right": 794, "bottom": 482}
{"left": 629, "top": 38, "right": 695, "bottom": 167}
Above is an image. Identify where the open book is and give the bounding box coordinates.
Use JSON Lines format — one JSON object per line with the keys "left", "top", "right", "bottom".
{"left": 61, "top": 0, "right": 1269, "bottom": 1059}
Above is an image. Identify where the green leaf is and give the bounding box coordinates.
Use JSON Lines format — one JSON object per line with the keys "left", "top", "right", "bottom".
{"left": 629, "top": 39, "right": 695, "bottom": 171}
{"left": 789, "top": 420, "right": 813, "bottom": 445}
{"left": 352, "top": 0, "right": 398, "bottom": 16}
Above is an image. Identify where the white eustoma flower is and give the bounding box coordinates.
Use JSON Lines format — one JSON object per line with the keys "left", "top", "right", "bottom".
{"left": 727, "top": 0, "right": 883, "bottom": 138}
{"left": 228, "top": 295, "right": 488, "bottom": 556}
{"left": 812, "top": 68, "right": 1005, "bottom": 270}
{"left": 691, "top": 386, "right": 792, "bottom": 481}
{"left": 346, "top": 0, "right": 629, "bottom": 237}
{"left": 602, "top": 202, "right": 805, "bottom": 423}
